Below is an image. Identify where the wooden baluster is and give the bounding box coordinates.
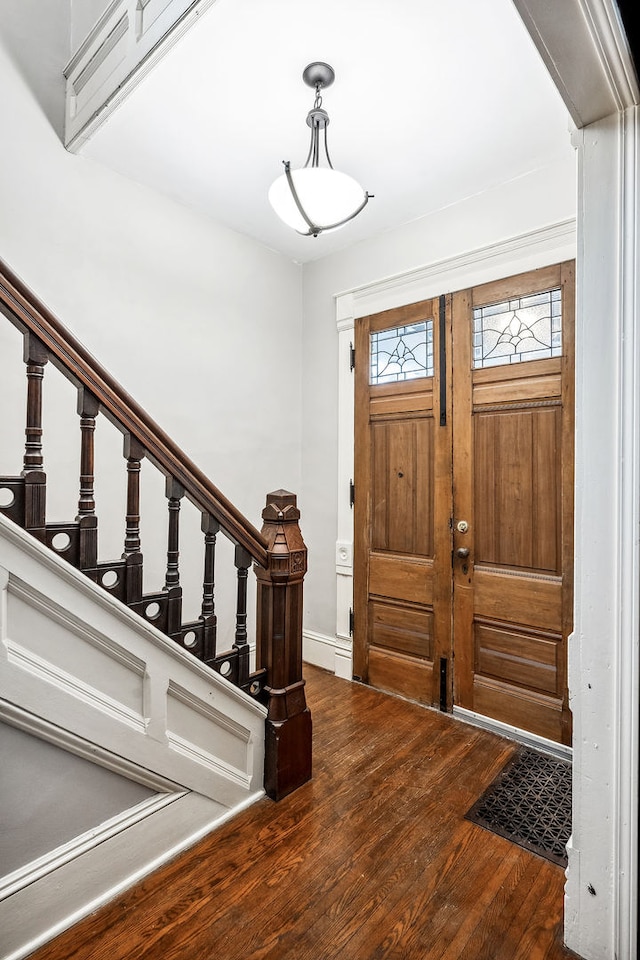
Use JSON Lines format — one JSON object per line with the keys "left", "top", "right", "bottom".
{"left": 76, "top": 388, "right": 99, "bottom": 575}
{"left": 254, "top": 489, "right": 311, "bottom": 801}
{"left": 234, "top": 545, "right": 252, "bottom": 686}
{"left": 165, "top": 478, "right": 184, "bottom": 638}
{"left": 21, "top": 333, "right": 49, "bottom": 541}
{"left": 122, "top": 435, "right": 144, "bottom": 604}
{"left": 201, "top": 513, "right": 219, "bottom": 662}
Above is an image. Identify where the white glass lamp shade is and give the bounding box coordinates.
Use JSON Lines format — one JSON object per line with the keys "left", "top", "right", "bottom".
{"left": 269, "top": 166, "right": 367, "bottom": 235}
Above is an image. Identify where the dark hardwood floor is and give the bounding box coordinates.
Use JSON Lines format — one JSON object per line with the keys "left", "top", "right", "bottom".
{"left": 29, "top": 664, "right": 580, "bottom": 960}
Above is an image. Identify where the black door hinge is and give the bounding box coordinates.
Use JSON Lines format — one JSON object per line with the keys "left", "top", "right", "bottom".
{"left": 349, "top": 607, "right": 354, "bottom": 636}
{"left": 349, "top": 479, "right": 355, "bottom": 508}
{"left": 349, "top": 342, "right": 355, "bottom": 371}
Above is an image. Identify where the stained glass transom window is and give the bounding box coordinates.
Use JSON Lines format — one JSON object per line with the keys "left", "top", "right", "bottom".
{"left": 370, "top": 320, "right": 433, "bottom": 385}
{"left": 473, "top": 288, "right": 562, "bottom": 369}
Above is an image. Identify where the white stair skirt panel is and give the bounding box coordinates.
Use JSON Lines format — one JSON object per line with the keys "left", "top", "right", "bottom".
{"left": 0, "top": 512, "right": 266, "bottom": 959}
{"left": 0, "top": 514, "right": 266, "bottom": 805}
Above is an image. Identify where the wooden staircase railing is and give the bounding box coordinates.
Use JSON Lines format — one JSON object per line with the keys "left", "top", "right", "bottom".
{"left": 0, "top": 258, "right": 311, "bottom": 801}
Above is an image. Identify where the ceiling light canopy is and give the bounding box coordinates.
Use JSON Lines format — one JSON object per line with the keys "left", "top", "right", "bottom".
{"left": 269, "top": 62, "right": 372, "bottom": 238}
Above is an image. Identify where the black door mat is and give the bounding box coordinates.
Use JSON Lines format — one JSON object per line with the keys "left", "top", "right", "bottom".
{"left": 465, "top": 745, "right": 572, "bottom": 867}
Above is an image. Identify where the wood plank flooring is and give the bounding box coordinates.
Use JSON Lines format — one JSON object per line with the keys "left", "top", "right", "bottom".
{"left": 29, "top": 664, "right": 581, "bottom": 960}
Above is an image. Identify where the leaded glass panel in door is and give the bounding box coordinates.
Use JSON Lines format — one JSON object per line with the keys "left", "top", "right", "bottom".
{"left": 370, "top": 320, "right": 434, "bottom": 384}
{"left": 473, "top": 288, "right": 562, "bottom": 369}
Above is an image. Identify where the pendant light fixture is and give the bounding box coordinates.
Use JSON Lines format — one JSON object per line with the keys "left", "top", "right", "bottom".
{"left": 269, "top": 62, "right": 372, "bottom": 237}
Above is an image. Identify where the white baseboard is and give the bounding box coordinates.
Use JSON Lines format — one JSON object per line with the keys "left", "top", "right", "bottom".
{"left": 0, "top": 788, "right": 264, "bottom": 960}
{"left": 0, "top": 790, "right": 184, "bottom": 901}
{"left": 453, "top": 706, "right": 572, "bottom": 760}
{"left": 303, "top": 629, "right": 352, "bottom": 680}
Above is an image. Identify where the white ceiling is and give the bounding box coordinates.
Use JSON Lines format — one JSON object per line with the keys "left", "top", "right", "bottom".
{"left": 80, "top": 0, "right": 575, "bottom": 264}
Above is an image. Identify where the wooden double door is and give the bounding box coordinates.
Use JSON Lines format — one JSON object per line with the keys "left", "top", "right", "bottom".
{"left": 353, "top": 263, "right": 574, "bottom": 745}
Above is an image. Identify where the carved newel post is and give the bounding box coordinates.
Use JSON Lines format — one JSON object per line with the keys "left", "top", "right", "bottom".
{"left": 255, "top": 490, "right": 312, "bottom": 801}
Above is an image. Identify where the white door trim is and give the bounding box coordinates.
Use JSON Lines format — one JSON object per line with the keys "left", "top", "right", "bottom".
{"left": 563, "top": 107, "right": 639, "bottom": 960}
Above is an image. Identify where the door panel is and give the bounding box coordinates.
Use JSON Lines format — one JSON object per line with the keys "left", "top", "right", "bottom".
{"left": 473, "top": 406, "right": 561, "bottom": 572}
{"left": 354, "top": 262, "right": 574, "bottom": 744}
{"left": 369, "top": 555, "right": 434, "bottom": 605}
{"left": 369, "top": 600, "right": 433, "bottom": 659}
{"left": 472, "top": 569, "right": 562, "bottom": 629}
{"left": 368, "top": 647, "right": 435, "bottom": 705}
{"left": 371, "top": 417, "right": 434, "bottom": 555}
{"left": 472, "top": 679, "right": 564, "bottom": 743}
{"left": 474, "top": 621, "right": 560, "bottom": 694}
{"left": 353, "top": 297, "right": 451, "bottom": 707}
{"left": 452, "top": 262, "right": 574, "bottom": 744}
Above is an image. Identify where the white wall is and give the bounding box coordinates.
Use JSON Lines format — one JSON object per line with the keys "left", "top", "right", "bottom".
{"left": 0, "top": 22, "right": 303, "bottom": 647}
{"left": 0, "top": 0, "right": 69, "bottom": 139}
{"left": 300, "top": 158, "right": 577, "bottom": 645}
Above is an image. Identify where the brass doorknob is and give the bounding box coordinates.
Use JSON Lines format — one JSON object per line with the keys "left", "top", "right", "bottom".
{"left": 456, "top": 547, "right": 470, "bottom": 559}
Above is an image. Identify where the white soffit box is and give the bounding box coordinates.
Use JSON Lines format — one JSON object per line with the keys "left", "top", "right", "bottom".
{"left": 512, "top": 0, "right": 639, "bottom": 127}
{"left": 64, "top": 0, "right": 217, "bottom": 151}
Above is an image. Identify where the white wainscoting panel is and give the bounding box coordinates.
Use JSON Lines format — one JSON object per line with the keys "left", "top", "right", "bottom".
{"left": 0, "top": 513, "right": 266, "bottom": 806}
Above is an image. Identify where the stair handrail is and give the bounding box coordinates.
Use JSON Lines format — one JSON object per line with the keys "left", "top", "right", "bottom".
{"left": 0, "top": 258, "right": 269, "bottom": 567}
{"left": 1, "top": 256, "right": 312, "bottom": 801}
